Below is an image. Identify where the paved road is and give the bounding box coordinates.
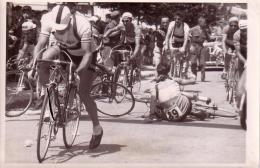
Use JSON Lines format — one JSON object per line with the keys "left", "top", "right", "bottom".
{"left": 5, "top": 67, "right": 245, "bottom": 164}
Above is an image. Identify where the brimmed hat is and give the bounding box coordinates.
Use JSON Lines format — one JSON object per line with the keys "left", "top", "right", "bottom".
{"left": 228, "top": 16, "right": 239, "bottom": 23}
{"left": 51, "top": 5, "right": 72, "bottom": 31}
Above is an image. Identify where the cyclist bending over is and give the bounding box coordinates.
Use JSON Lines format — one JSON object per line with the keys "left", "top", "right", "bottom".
{"left": 29, "top": 4, "right": 103, "bottom": 149}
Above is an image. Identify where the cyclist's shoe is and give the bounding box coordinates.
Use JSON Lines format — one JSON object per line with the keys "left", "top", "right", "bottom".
{"left": 143, "top": 114, "right": 160, "bottom": 123}
{"left": 89, "top": 128, "right": 103, "bottom": 149}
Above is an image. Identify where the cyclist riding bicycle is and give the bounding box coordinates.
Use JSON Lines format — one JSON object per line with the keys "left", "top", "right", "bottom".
{"left": 17, "top": 6, "right": 38, "bottom": 62}
{"left": 103, "top": 12, "right": 142, "bottom": 69}
{"left": 29, "top": 3, "right": 103, "bottom": 149}
{"left": 164, "top": 11, "right": 190, "bottom": 77}
{"left": 233, "top": 19, "right": 247, "bottom": 77}
{"left": 222, "top": 17, "right": 239, "bottom": 78}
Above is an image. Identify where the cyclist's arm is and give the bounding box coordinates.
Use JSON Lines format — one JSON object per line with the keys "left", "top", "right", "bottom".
{"left": 182, "top": 23, "right": 190, "bottom": 51}
{"left": 103, "top": 26, "right": 119, "bottom": 38}
{"left": 174, "top": 77, "right": 196, "bottom": 85}
{"left": 32, "top": 34, "right": 49, "bottom": 67}
{"left": 17, "top": 42, "right": 29, "bottom": 59}
{"left": 132, "top": 37, "right": 141, "bottom": 59}
{"left": 164, "top": 22, "right": 174, "bottom": 50}
{"left": 233, "top": 31, "right": 246, "bottom": 64}
{"left": 76, "top": 42, "right": 93, "bottom": 75}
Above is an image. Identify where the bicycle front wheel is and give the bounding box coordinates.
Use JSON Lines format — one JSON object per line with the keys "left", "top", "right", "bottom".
{"left": 63, "top": 86, "right": 81, "bottom": 148}
{"left": 91, "top": 81, "right": 135, "bottom": 117}
{"left": 6, "top": 71, "right": 33, "bottom": 117}
{"left": 37, "top": 86, "right": 57, "bottom": 163}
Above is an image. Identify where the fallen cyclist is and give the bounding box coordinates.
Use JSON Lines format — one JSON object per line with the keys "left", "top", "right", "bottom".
{"left": 143, "top": 62, "right": 209, "bottom": 122}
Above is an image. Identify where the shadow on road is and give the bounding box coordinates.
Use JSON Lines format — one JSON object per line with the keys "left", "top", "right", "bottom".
{"left": 46, "top": 142, "right": 126, "bottom": 163}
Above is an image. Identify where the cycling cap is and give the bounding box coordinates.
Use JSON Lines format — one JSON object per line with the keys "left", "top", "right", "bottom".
{"left": 51, "top": 5, "right": 72, "bottom": 31}
{"left": 122, "top": 12, "right": 133, "bottom": 20}
{"left": 22, "top": 20, "right": 36, "bottom": 31}
{"left": 89, "top": 15, "right": 99, "bottom": 23}
{"left": 22, "top": 5, "right": 32, "bottom": 13}
{"left": 111, "top": 10, "right": 121, "bottom": 19}
{"left": 239, "top": 19, "right": 247, "bottom": 29}
{"left": 228, "top": 16, "right": 239, "bottom": 23}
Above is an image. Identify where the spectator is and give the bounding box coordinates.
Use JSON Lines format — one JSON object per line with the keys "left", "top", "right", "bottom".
{"left": 189, "top": 13, "right": 211, "bottom": 81}
{"left": 152, "top": 16, "right": 169, "bottom": 69}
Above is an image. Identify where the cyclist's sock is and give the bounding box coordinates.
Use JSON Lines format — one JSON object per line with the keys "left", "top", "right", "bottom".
{"left": 93, "top": 124, "right": 103, "bottom": 135}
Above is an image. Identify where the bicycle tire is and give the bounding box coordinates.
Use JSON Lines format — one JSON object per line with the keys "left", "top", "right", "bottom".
{"left": 91, "top": 81, "right": 135, "bottom": 117}
{"left": 37, "top": 86, "right": 56, "bottom": 163}
{"left": 6, "top": 71, "right": 33, "bottom": 117}
{"left": 63, "top": 86, "right": 81, "bottom": 148}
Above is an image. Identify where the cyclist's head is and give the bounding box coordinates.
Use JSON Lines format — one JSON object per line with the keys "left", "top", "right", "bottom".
{"left": 51, "top": 5, "right": 73, "bottom": 31}
{"left": 22, "top": 5, "right": 32, "bottom": 19}
{"left": 157, "top": 63, "right": 170, "bottom": 76}
{"left": 122, "top": 12, "right": 133, "bottom": 26}
{"left": 228, "top": 17, "right": 239, "bottom": 30}
{"left": 198, "top": 13, "right": 207, "bottom": 27}
{"left": 174, "top": 11, "right": 184, "bottom": 25}
{"left": 110, "top": 10, "right": 121, "bottom": 21}
{"left": 161, "top": 16, "right": 169, "bottom": 29}
{"left": 239, "top": 19, "right": 247, "bottom": 34}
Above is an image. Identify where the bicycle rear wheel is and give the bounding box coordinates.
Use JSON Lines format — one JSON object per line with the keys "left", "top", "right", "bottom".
{"left": 6, "top": 71, "right": 33, "bottom": 117}
{"left": 91, "top": 81, "right": 135, "bottom": 117}
{"left": 37, "top": 86, "right": 57, "bottom": 163}
{"left": 63, "top": 86, "right": 81, "bottom": 148}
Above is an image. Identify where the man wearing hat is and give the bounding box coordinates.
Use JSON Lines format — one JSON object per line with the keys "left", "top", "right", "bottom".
{"left": 189, "top": 13, "right": 211, "bottom": 82}
{"left": 221, "top": 16, "right": 239, "bottom": 78}
{"left": 103, "top": 12, "right": 142, "bottom": 68}
{"left": 102, "top": 11, "right": 122, "bottom": 69}
{"left": 30, "top": 4, "right": 103, "bottom": 149}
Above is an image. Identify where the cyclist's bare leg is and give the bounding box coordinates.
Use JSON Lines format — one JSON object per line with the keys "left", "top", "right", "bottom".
{"left": 78, "top": 68, "right": 100, "bottom": 127}
{"left": 199, "top": 46, "right": 208, "bottom": 82}
{"left": 37, "top": 46, "right": 60, "bottom": 87}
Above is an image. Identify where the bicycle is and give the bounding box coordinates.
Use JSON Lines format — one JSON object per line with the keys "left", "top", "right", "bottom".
{"left": 225, "top": 51, "right": 239, "bottom": 107}
{"left": 167, "top": 47, "right": 188, "bottom": 79}
{"left": 35, "top": 50, "right": 81, "bottom": 163}
{"left": 90, "top": 62, "right": 135, "bottom": 117}
{"left": 6, "top": 49, "right": 46, "bottom": 117}
{"left": 6, "top": 55, "right": 34, "bottom": 117}
{"left": 136, "top": 90, "right": 238, "bottom": 122}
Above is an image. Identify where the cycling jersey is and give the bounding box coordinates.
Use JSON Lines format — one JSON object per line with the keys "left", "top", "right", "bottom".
{"left": 114, "top": 22, "right": 141, "bottom": 44}
{"left": 40, "top": 11, "right": 95, "bottom": 56}
{"left": 233, "top": 30, "right": 247, "bottom": 59}
{"left": 223, "top": 25, "right": 238, "bottom": 50}
{"left": 168, "top": 21, "right": 190, "bottom": 46}
{"left": 189, "top": 25, "right": 210, "bottom": 45}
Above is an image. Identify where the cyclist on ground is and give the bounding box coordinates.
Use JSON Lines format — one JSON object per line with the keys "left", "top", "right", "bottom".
{"left": 29, "top": 3, "right": 103, "bottom": 149}
{"left": 221, "top": 17, "right": 239, "bottom": 78}
{"left": 16, "top": 6, "right": 38, "bottom": 62}
{"left": 189, "top": 13, "right": 211, "bottom": 82}
{"left": 164, "top": 11, "right": 190, "bottom": 77}
{"left": 143, "top": 62, "right": 196, "bottom": 122}
{"left": 103, "top": 12, "right": 142, "bottom": 68}
{"left": 152, "top": 16, "right": 169, "bottom": 69}
{"left": 233, "top": 19, "right": 247, "bottom": 77}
